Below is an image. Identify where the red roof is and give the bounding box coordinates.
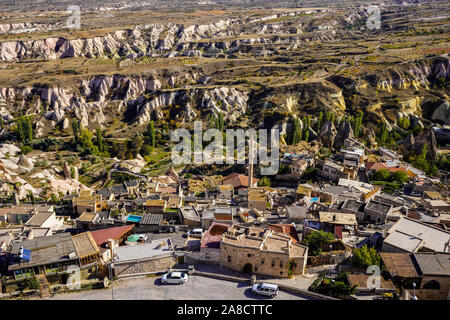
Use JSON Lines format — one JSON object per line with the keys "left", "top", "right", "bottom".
{"left": 268, "top": 224, "right": 300, "bottom": 242}
{"left": 388, "top": 167, "right": 408, "bottom": 173}
{"left": 222, "top": 173, "right": 258, "bottom": 188}
{"left": 365, "top": 162, "right": 388, "bottom": 171}
{"left": 90, "top": 225, "right": 135, "bottom": 246}
{"left": 201, "top": 222, "right": 230, "bottom": 249}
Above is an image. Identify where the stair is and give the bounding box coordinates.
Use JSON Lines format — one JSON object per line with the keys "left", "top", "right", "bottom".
{"left": 34, "top": 273, "right": 51, "bottom": 298}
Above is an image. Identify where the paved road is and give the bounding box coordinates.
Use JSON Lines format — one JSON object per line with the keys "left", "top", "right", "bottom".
{"left": 46, "top": 275, "right": 311, "bottom": 300}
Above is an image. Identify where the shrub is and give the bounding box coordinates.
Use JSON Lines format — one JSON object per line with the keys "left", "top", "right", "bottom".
{"left": 351, "top": 245, "right": 381, "bottom": 269}
{"left": 373, "top": 169, "right": 390, "bottom": 181}
{"left": 258, "top": 176, "right": 271, "bottom": 187}
{"left": 303, "top": 230, "right": 335, "bottom": 256}
{"left": 397, "top": 117, "right": 410, "bottom": 130}
{"left": 20, "top": 145, "right": 33, "bottom": 155}
{"left": 391, "top": 170, "right": 409, "bottom": 184}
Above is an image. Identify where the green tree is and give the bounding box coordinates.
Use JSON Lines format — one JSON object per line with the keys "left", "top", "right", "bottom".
{"left": 373, "top": 168, "right": 390, "bottom": 181}
{"left": 258, "top": 176, "right": 271, "bottom": 187}
{"left": 316, "top": 111, "right": 324, "bottom": 132}
{"left": 141, "top": 144, "right": 153, "bottom": 156}
{"left": 70, "top": 166, "right": 76, "bottom": 179}
{"left": 301, "top": 166, "right": 317, "bottom": 181}
{"left": 72, "top": 119, "right": 81, "bottom": 144}
{"left": 218, "top": 112, "right": 224, "bottom": 132}
{"left": 50, "top": 194, "right": 59, "bottom": 204}
{"left": 391, "top": 170, "right": 409, "bottom": 184}
{"left": 303, "top": 130, "right": 309, "bottom": 143}
{"left": 397, "top": 117, "right": 410, "bottom": 130}
{"left": 353, "top": 111, "right": 363, "bottom": 138}
{"left": 412, "top": 143, "right": 430, "bottom": 172}
{"left": 351, "top": 245, "right": 381, "bottom": 269}
{"left": 17, "top": 116, "right": 33, "bottom": 144}
{"left": 96, "top": 127, "right": 105, "bottom": 152}
{"left": 127, "top": 135, "right": 143, "bottom": 158}
{"left": 287, "top": 117, "right": 302, "bottom": 145}
{"left": 378, "top": 122, "right": 388, "bottom": 145}
{"left": 303, "top": 230, "right": 335, "bottom": 256}
{"left": 24, "top": 277, "right": 40, "bottom": 290}
{"left": 112, "top": 139, "right": 126, "bottom": 159}
{"left": 78, "top": 129, "right": 95, "bottom": 153}
{"left": 147, "top": 121, "right": 156, "bottom": 148}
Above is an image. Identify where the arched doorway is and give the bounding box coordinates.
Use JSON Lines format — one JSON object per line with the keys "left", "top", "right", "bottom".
{"left": 243, "top": 263, "right": 252, "bottom": 274}
{"left": 423, "top": 280, "right": 440, "bottom": 290}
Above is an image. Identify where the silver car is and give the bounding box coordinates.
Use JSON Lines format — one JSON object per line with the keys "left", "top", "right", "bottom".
{"left": 251, "top": 283, "right": 279, "bottom": 297}
{"left": 161, "top": 272, "right": 188, "bottom": 285}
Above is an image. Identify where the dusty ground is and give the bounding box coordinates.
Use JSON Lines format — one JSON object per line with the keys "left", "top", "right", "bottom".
{"left": 45, "top": 275, "right": 313, "bottom": 300}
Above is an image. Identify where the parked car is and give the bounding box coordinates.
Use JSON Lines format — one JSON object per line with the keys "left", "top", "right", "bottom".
{"left": 187, "top": 228, "right": 203, "bottom": 238}
{"left": 251, "top": 283, "right": 279, "bottom": 297}
{"left": 138, "top": 234, "right": 148, "bottom": 241}
{"left": 161, "top": 272, "right": 188, "bottom": 285}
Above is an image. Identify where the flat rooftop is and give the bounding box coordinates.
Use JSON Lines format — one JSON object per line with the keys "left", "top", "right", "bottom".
{"left": 114, "top": 238, "right": 174, "bottom": 262}
{"left": 414, "top": 252, "right": 450, "bottom": 276}
{"left": 318, "top": 211, "right": 358, "bottom": 226}
{"left": 9, "top": 233, "right": 76, "bottom": 270}
{"left": 365, "top": 200, "right": 392, "bottom": 214}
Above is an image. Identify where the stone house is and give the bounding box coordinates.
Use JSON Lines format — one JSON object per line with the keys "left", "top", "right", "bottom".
{"left": 317, "top": 159, "right": 356, "bottom": 183}
{"left": 72, "top": 190, "right": 103, "bottom": 216}
{"left": 219, "top": 225, "right": 308, "bottom": 278}
{"left": 363, "top": 200, "right": 393, "bottom": 224}
{"left": 143, "top": 199, "right": 167, "bottom": 214}
{"left": 248, "top": 188, "right": 269, "bottom": 211}
{"left": 340, "top": 199, "right": 366, "bottom": 222}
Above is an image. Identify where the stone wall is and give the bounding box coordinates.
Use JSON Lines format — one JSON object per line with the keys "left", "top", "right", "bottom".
{"left": 364, "top": 208, "right": 388, "bottom": 224}
{"left": 186, "top": 248, "right": 221, "bottom": 264}
{"left": 113, "top": 254, "right": 176, "bottom": 276}
{"left": 219, "top": 242, "right": 305, "bottom": 278}
{"left": 420, "top": 275, "right": 450, "bottom": 296}
{"left": 307, "top": 250, "right": 352, "bottom": 266}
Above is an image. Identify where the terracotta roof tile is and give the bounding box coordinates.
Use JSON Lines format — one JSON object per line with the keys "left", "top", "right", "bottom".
{"left": 90, "top": 225, "right": 135, "bottom": 246}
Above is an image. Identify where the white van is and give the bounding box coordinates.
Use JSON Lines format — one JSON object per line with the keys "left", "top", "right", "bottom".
{"left": 187, "top": 228, "right": 203, "bottom": 238}
{"left": 251, "top": 283, "right": 279, "bottom": 297}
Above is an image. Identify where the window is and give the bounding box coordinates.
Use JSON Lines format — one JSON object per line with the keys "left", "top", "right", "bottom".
{"left": 271, "top": 260, "right": 275, "bottom": 267}
{"left": 261, "top": 259, "right": 265, "bottom": 265}
{"left": 247, "top": 253, "right": 252, "bottom": 258}
{"left": 280, "top": 261, "right": 283, "bottom": 267}
{"left": 228, "top": 256, "right": 231, "bottom": 262}
{"left": 255, "top": 266, "right": 258, "bottom": 272}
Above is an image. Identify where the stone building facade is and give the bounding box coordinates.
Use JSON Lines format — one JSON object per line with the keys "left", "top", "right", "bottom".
{"left": 219, "top": 225, "right": 308, "bottom": 278}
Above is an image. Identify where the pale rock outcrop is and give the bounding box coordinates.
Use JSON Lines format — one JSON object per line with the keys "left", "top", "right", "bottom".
{"left": 431, "top": 101, "right": 450, "bottom": 124}
{"left": 18, "top": 154, "right": 34, "bottom": 171}
{"left": 318, "top": 121, "right": 337, "bottom": 148}
{"left": 334, "top": 120, "right": 354, "bottom": 149}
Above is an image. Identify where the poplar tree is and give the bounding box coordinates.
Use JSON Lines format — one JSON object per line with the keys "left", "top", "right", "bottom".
{"left": 147, "top": 120, "right": 156, "bottom": 148}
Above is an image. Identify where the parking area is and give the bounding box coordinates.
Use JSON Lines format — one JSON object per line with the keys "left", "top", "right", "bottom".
{"left": 46, "top": 275, "right": 312, "bottom": 300}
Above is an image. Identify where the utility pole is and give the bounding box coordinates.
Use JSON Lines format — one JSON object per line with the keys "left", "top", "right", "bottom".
{"left": 412, "top": 282, "right": 417, "bottom": 300}
{"left": 108, "top": 239, "right": 114, "bottom": 300}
